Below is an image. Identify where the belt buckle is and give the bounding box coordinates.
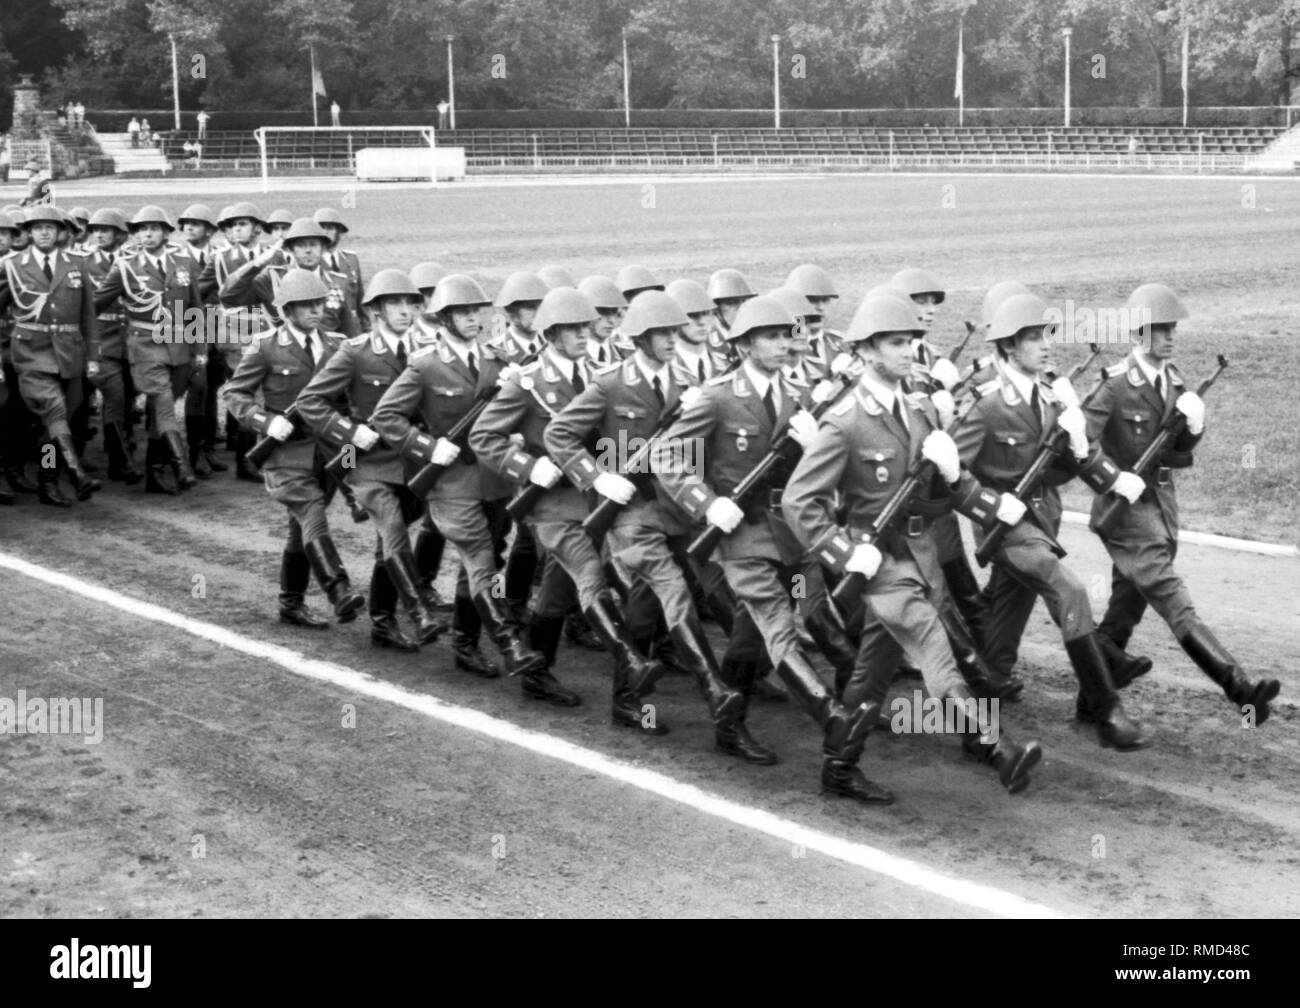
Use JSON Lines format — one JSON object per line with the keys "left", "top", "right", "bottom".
{"left": 905, "top": 515, "right": 924, "bottom": 537}
{"left": 1029, "top": 495, "right": 1043, "bottom": 507}
{"left": 768, "top": 488, "right": 784, "bottom": 510}
{"left": 1156, "top": 466, "right": 1171, "bottom": 487}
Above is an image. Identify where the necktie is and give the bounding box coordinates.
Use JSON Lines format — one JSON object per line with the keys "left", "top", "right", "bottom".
{"left": 1154, "top": 373, "right": 1164, "bottom": 402}
{"left": 304, "top": 335, "right": 317, "bottom": 367}
{"left": 1030, "top": 385, "right": 1043, "bottom": 426}
{"left": 891, "top": 395, "right": 907, "bottom": 430}
{"left": 572, "top": 363, "right": 585, "bottom": 394}
{"left": 763, "top": 384, "right": 778, "bottom": 425}
{"left": 467, "top": 349, "right": 479, "bottom": 381}
{"left": 652, "top": 374, "right": 665, "bottom": 406}
{"left": 395, "top": 338, "right": 407, "bottom": 368}
{"left": 597, "top": 344, "right": 607, "bottom": 364}
{"left": 41, "top": 255, "right": 53, "bottom": 281}
{"left": 698, "top": 359, "right": 707, "bottom": 384}
{"left": 809, "top": 337, "right": 820, "bottom": 362}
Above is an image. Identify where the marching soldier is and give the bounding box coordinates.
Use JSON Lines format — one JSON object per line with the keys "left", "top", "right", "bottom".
{"left": 369, "top": 273, "right": 563, "bottom": 697}
{"left": 665, "top": 278, "right": 727, "bottom": 383}
{"left": 0, "top": 205, "right": 100, "bottom": 506}
{"left": 0, "top": 209, "right": 43, "bottom": 499}
{"left": 295, "top": 269, "right": 450, "bottom": 652}
{"left": 220, "top": 269, "right": 367, "bottom": 628}
{"left": 314, "top": 208, "right": 364, "bottom": 316}
{"left": 782, "top": 293, "right": 1045, "bottom": 797}
{"left": 954, "top": 293, "right": 1150, "bottom": 749}
{"left": 1084, "top": 283, "right": 1281, "bottom": 724}
{"left": 93, "top": 205, "right": 206, "bottom": 495}
{"left": 615, "top": 264, "right": 664, "bottom": 303}
{"left": 705, "top": 268, "right": 757, "bottom": 351}
{"left": 577, "top": 275, "right": 626, "bottom": 367}
{"left": 409, "top": 260, "right": 451, "bottom": 612}
{"left": 537, "top": 265, "right": 576, "bottom": 289}
{"left": 784, "top": 263, "right": 844, "bottom": 373}
{"left": 176, "top": 203, "right": 226, "bottom": 479}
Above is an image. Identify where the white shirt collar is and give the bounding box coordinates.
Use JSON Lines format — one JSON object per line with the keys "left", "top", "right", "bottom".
{"left": 440, "top": 327, "right": 476, "bottom": 367}
{"left": 861, "top": 370, "right": 902, "bottom": 413}
{"left": 742, "top": 360, "right": 779, "bottom": 408}
{"left": 546, "top": 347, "right": 581, "bottom": 383}
{"left": 634, "top": 350, "right": 670, "bottom": 389}
{"left": 376, "top": 324, "right": 410, "bottom": 358}
{"left": 285, "top": 321, "right": 319, "bottom": 355}
{"left": 509, "top": 325, "right": 537, "bottom": 355}
{"left": 587, "top": 335, "right": 615, "bottom": 364}
{"left": 1002, "top": 363, "right": 1039, "bottom": 404}
{"left": 676, "top": 341, "right": 714, "bottom": 377}
{"left": 1133, "top": 348, "right": 1168, "bottom": 389}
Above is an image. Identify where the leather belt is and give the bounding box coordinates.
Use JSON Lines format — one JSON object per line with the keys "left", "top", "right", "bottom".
{"left": 15, "top": 322, "right": 81, "bottom": 334}
{"left": 1154, "top": 467, "right": 1171, "bottom": 487}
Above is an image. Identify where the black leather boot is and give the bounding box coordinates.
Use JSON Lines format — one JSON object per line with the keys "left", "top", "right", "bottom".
{"left": 186, "top": 415, "right": 211, "bottom": 479}
{"left": 1179, "top": 621, "right": 1281, "bottom": 726}
{"left": 528, "top": 614, "right": 565, "bottom": 668}
{"left": 144, "top": 438, "right": 178, "bottom": 495}
{"left": 1098, "top": 632, "right": 1153, "bottom": 691}
{"left": 5, "top": 464, "right": 39, "bottom": 494}
{"left": 565, "top": 608, "right": 607, "bottom": 651}
{"left": 202, "top": 412, "right": 228, "bottom": 472}
{"left": 714, "top": 659, "right": 776, "bottom": 763}
{"left": 369, "top": 561, "right": 418, "bottom": 651}
{"left": 519, "top": 613, "right": 582, "bottom": 707}
{"left": 1068, "top": 633, "right": 1149, "bottom": 750}
{"left": 305, "top": 537, "right": 366, "bottom": 623}
{"left": 105, "top": 421, "right": 143, "bottom": 484}
{"left": 279, "top": 551, "right": 329, "bottom": 628}
{"left": 162, "top": 430, "right": 198, "bottom": 490}
{"left": 473, "top": 591, "right": 548, "bottom": 679}
{"left": 413, "top": 522, "right": 451, "bottom": 611}
{"left": 385, "top": 549, "right": 450, "bottom": 645}
{"left": 956, "top": 684, "right": 1043, "bottom": 795}
{"left": 53, "top": 434, "right": 100, "bottom": 500}
{"left": 453, "top": 594, "right": 498, "bottom": 677}
{"left": 804, "top": 603, "right": 859, "bottom": 700}
{"left": 821, "top": 701, "right": 895, "bottom": 805}
{"left": 585, "top": 589, "right": 669, "bottom": 733}
{"left": 36, "top": 445, "right": 72, "bottom": 507}
{"left": 235, "top": 429, "right": 261, "bottom": 482}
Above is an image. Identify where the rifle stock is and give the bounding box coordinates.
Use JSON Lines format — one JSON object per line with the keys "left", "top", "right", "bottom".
{"left": 580, "top": 401, "right": 686, "bottom": 540}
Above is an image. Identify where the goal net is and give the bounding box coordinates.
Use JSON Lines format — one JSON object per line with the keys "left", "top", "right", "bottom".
{"left": 252, "top": 126, "right": 438, "bottom": 189}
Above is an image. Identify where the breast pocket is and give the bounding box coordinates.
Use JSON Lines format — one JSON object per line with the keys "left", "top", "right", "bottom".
{"left": 857, "top": 447, "right": 897, "bottom": 485}
{"left": 264, "top": 363, "right": 304, "bottom": 397}
{"left": 722, "top": 422, "right": 760, "bottom": 458}
{"left": 991, "top": 429, "right": 1025, "bottom": 469}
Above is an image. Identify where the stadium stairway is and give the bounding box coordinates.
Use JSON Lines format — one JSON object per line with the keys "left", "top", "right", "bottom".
{"left": 1243, "top": 124, "right": 1300, "bottom": 171}
{"left": 97, "top": 133, "right": 172, "bottom": 174}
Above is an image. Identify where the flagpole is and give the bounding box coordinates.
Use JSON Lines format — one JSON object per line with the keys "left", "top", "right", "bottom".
{"left": 622, "top": 29, "right": 631, "bottom": 128}
{"left": 1182, "top": 25, "right": 1190, "bottom": 127}
{"left": 310, "top": 44, "right": 319, "bottom": 127}
{"left": 955, "top": 16, "right": 965, "bottom": 127}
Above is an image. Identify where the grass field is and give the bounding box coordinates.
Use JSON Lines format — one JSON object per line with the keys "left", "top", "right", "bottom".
{"left": 24, "top": 171, "right": 1300, "bottom": 543}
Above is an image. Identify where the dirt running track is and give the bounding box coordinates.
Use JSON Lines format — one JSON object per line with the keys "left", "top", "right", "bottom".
{"left": 1, "top": 467, "right": 1297, "bottom": 918}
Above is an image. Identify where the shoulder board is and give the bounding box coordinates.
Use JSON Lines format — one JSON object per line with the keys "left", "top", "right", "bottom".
{"left": 479, "top": 342, "right": 503, "bottom": 362}
{"left": 593, "top": 360, "right": 622, "bottom": 376}
{"left": 1166, "top": 362, "right": 1186, "bottom": 384}
{"left": 1104, "top": 362, "right": 1128, "bottom": 379}
{"left": 344, "top": 334, "right": 368, "bottom": 348}
{"left": 410, "top": 345, "right": 436, "bottom": 362}
{"left": 976, "top": 378, "right": 1000, "bottom": 396}
{"left": 705, "top": 373, "right": 731, "bottom": 387}
{"left": 322, "top": 330, "right": 345, "bottom": 342}
{"left": 904, "top": 390, "right": 927, "bottom": 406}
{"left": 830, "top": 396, "right": 855, "bottom": 417}
{"left": 325, "top": 268, "right": 348, "bottom": 281}
{"left": 255, "top": 329, "right": 276, "bottom": 342}
{"left": 519, "top": 360, "right": 543, "bottom": 375}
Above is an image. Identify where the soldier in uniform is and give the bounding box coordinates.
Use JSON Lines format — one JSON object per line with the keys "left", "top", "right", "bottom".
{"left": 537, "top": 265, "right": 576, "bottom": 290}
{"left": 615, "top": 264, "right": 664, "bottom": 303}
{"left": 666, "top": 278, "right": 727, "bottom": 384}
{"left": 370, "top": 274, "right": 562, "bottom": 697}
{"left": 295, "top": 269, "right": 450, "bottom": 652}
{"left": 176, "top": 203, "right": 227, "bottom": 479}
{"left": 0, "top": 209, "right": 42, "bottom": 499}
{"left": 954, "top": 293, "right": 1150, "bottom": 750}
{"left": 221, "top": 269, "right": 367, "bottom": 628}
{"left": 782, "top": 294, "right": 1044, "bottom": 797}
{"left": 578, "top": 275, "right": 627, "bottom": 368}
{"left": 785, "top": 263, "right": 844, "bottom": 374}
{"left": 470, "top": 286, "right": 667, "bottom": 724}
{"left": 705, "top": 268, "right": 757, "bottom": 353}
{"left": 0, "top": 205, "right": 100, "bottom": 506}
{"left": 1084, "top": 283, "right": 1281, "bottom": 725}
{"left": 314, "top": 208, "right": 364, "bottom": 316}
{"left": 408, "top": 260, "right": 451, "bottom": 613}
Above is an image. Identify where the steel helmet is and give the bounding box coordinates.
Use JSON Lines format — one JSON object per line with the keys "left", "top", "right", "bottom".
{"left": 538, "top": 265, "right": 577, "bottom": 290}
{"left": 707, "top": 267, "right": 756, "bottom": 302}
{"left": 0, "top": 211, "right": 20, "bottom": 233}
{"left": 986, "top": 293, "right": 1052, "bottom": 342}
{"left": 69, "top": 206, "right": 91, "bottom": 225}
{"left": 785, "top": 263, "right": 838, "bottom": 300}
{"left": 25, "top": 160, "right": 41, "bottom": 172}
{"left": 980, "top": 281, "right": 1031, "bottom": 327}
{"left": 274, "top": 269, "right": 330, "bottom": 307}
{"left": 767, "top": 286, "right": 818, "bottom": 321}
{"left": 129, "top": 205, "right": 175, "bottom": 231}
{"left": 617, "top": 264, "right": 664, "bottom": 297}
{"left": 361, "top": 268, "right": 420, "bottom": 306}
{"left": 892, "top": 267, "right": 945, "bottom": 302}
{"left": 59, "top": 209, "right": 80, "bottom": 230}
{"left": 1125, "top": 283, "right": 1188, "bottom": 328}
{"left": 577, "top": 275, "right": 627, "bottom": 310}
{"left": 621, "top": 290, "right": 690, "bottom": 338}
{"left": 178, "top": 203, "right": 218, "bottom": 228}
{"left": 20, "top": 206, "right": 64, "bottom": 228}
{"left": 494, "top": 270, "right": 548, "bottom": 308}
{"left": 264, "top": 208, "right": 294, "bottom": 228}
{"left": 428, "top": 274, "right": 492, "bottom": 314}
{"left": 665, "top": 278, "right": 715, "bottom": 315}
{"left": 845, "top": 294, "right": 927, "bottom": 343}
{"left": 535, "top": 286, "right": 599, "bottom": 333}
{"left": 313, "top": 207, "right": 349, "bottom": 232}
{"left": 727, "top": 294, "right": 797, "bottom": 341}
{"left": 410, "top": 261, "right": 447, "bottom": 292}
{"left": 218, "top": 201, "right": 264, "bottom": 226}
{"left": 87, "top": 207, "right": 128, "bottom": 233}
{"left": 281, "top": 217, "right": 330, "bottom": 245}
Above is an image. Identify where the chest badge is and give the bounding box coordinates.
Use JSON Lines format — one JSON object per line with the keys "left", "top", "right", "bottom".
{"left": 736, "top": 427, "right": 748, "bottom": 452}
{"left": 876, "top": 465, "right": 889, "bottom": 484}
{"left": 545, "top": 391, "right": 557, "bottom": 404}
{"left": 175, "top": 268, "right": 190, "bottom": 285}
{"left": 67, "top": 270, "right": 82, "bottom": 288}
{"left": 1128, "top": 367, "right": 1144, "bottom": 387}
{"left": 326, "top": 288, "right": 343, "bottom": 310}
{"left": 519, "top": 375, "right": 535, "bottom": 391}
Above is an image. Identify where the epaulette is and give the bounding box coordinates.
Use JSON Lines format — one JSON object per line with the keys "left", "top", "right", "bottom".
{"left": 518, "top": 359, "right": 543, "bottom": 375}
{"left": 705, "top": 373, "right": 731, "bottom": 387}
{"left": 1104, "top": 362, "right": 1127, "bottom": 379}
{"left": 830, "top": 396, "right": 855, "bottom": 417}
{"left": 593, "top": 361, "right": 622, "bottom": 376}
{"left": 344, "top": 334, "right": 369, "bottom": 348}
{"left": 410, "top": 344, "right": 436, "bottom": 361}
{"left": 976, "top": 378, "right": 1000, "bottom": 396}
{"left": 904, "top": 390, "right": 928, "bottom": 406}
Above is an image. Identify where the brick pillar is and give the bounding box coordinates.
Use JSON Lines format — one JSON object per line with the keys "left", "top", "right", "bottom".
{"left": 12, "top": 75, "right": 42, "bottom": 138}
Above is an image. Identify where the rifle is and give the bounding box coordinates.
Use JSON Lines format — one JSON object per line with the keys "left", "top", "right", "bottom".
{"left": 578, "top": 399, "right": 688, "bottom": 540}
{"left": 406, "top": 346, "right": 543, "bottom": 498}
{"left": 246, "top": 404, "right": 368, "bottom": 523}
{"left": 1090, "top": 354, "right": 1228, "bottom": 540}
{"left": 972, "top": 344, "right": 1102, "bottom": 567}
{"left": 828, "top": 387, "right": 986, "bottom": 627}
{"left": 684, "top": 356, "right": 859, "bottom": 565}
{"left": 950, "top": 320, "right": 977, "bottom": 364}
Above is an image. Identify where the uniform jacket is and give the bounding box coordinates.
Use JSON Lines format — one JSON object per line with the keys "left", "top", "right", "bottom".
{"left": 202, "top": 243, "right": 267, "bottom": 361}
{"left": 93, "top": 246, "right": 203, "bottom": 367}
{"left": 492, "top": 323, "right": 542, "bottom": 366}
{"left": 220, "top": 259, "right": 360, "bottom": 339}
{"left": 81, "top": 246, "right": 127, "bottom": 360}
{"left": 326, "top": 249, "right": 364, "bottom": 316}
{"left": 0, "top": 246, "right": 97, "bottom": 378}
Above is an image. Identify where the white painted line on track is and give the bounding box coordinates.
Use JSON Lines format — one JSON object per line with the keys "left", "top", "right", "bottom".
{"left": 0, "top": 549, "right": 1068, "bottom": 919}
{"left": 1059, "top": 511, "right": 1297, "bottom": 558}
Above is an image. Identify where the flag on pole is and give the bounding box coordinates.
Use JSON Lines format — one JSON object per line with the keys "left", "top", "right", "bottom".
{"left": 954, "top": 20, "right": 964, "bottom": 100}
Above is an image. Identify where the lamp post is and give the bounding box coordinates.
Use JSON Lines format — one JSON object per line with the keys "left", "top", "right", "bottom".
{"left": 446, "top": 34, "right": 456, "bottom": 130}
{"left": 772, "top": 34, "right": 781, "bottom": 129}
{"left": 1062, "top": 27, "right": 1073, "bottom": 128}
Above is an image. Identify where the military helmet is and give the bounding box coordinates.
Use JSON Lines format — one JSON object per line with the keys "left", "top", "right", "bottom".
{"left": 59, "top": 209, "right": 80, "bottom": 230}
{"left": 218, "top": 201, "right": 264, "bottom": 226}
{"left": 621, "top": 290, "right": 690, "bottom": 338}
{"left": 20, "top": 206, "right": 65, "bottom": 228}
{"left": 428, "top": 274, "right": 492, "bottom": 314}
{"left": 128, "top": 205, "right": 175, "bottom": 231}
{"left": 264, "top": 208, "right": 294, "bottom": 228}
{"left": 178, "top": 203, "right": 218, "bottom": 228}
{"left": 785, "top": 263, "right": 838, "bottom": 300}
{"left": 87, "top": 208, "right": 129, "bottom": 233}
{"left": 844, "top": 294, "right": 926, "bottom": 343}
{"left": 535, "top": 286, "right": 599, "bottom": 333}
{"left": 727, "top": 294, "right": 796, "bottom": 342}
{"left": 980, "top": 281, "right": 1031, "bottom": 327}
{"left": 617, "top": 264, "right": 664, "bottom": 297}
{"left": 892, "top": 267, "right": 945, "bottom": 303}
{"left": 281, "top": 217, "right": 330, "bottom": 245}
{"left": 767, "top": 286, "right": 818, "bottom": 321}
{"left": 361, "top": 268, "right": 420, "bottom": 306}
{"left": 577, "top": 275, "right": 627, "bottom": 310}
{"left": 707, "top": 267, "right": 757, "bottom": 302}
{"left": 275, "top": 269, "right": 330, "bottom": 307}
{"left": 538, "top": 265, "right": 577, "bottom": 290}
{"left": 494, "top": 270, "right": 548, "bottom": 308}
{"left": 0, "top": 211, "right": 21, "bottom": 233}
{"left": 665, "top": 278, "right": 715, "bottom": 315}
{"left": 313, "top": 207, "right": 349, "bottom": 232}
{"left": 69, "top": 206, "right": 91, "bottom": 226}
{"left": 1125, "top": 283, "right": 1188, "bottom": 328}
{"left": 986, "top": 293, "right": 1052, "bottom": 343}
{"left": 410, "top": 261, "right": 447, "bottom": 292}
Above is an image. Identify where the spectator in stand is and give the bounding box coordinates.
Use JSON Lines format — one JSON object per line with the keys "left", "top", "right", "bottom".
{"left": 1128, "top": 135, "right": 1140, "bottom": 162}
{"left": 141, "top": 119, "right": 153, "bottom": 145}
{"left": 330, "top": 101, "right": 341, "bottom": 127}
{"left": 74, "top": 101, "right": 86, "bottom": 128}
{"left": 128, "top": 117, "right": 141, "bottom": 148}
{"left": 197, "top": 109, "right": 210, "bottom": 140}
{"left": 437, "top": 99, "right": 450, "bottom": 130}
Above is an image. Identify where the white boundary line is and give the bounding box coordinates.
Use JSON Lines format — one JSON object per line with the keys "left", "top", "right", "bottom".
{"left": 0, "top": 549, "right": 1067, "bottom": 919}
{"left": 1060, "top": 511, "right": 1297, "bottom": 558}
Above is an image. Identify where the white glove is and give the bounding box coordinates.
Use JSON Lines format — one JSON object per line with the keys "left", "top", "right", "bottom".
{"left": 352, "top": 423, "right": 380, "bottom": 451}
{"left": 1056, "top": 404, "right": 1088, "bottom": 456}
{"left": 704, "top": 496, "right": 744, "bottom": 533}
{"left": 254, "top": 240, "right": 283, "bottom": 267}
{"left": 921, "top": 430, "right": 960, "bottom": 483}
{"left": 929, "top": 357, "right": 960, "bottom": 391}
{"left": 1112, "top": 471, "right": 1145, "bottom": 504}
{"left": 593, "top": 472, "right": 636, "bottom": 504}
{"left": 996, "top": 493, "right": 1027, "bottom": 526}
{"left": 1049, "top": 375, "right": 1080, "bottom": 408}
{"left": 529, "top": 456, "right": 562, "bottom": 488}
{"left": 845, "top": 543, "right": 883, "bottom": 579}
{"left": 930, "top": 389, "right": 955, "bottom": 427}
{"left": 85, "top": 361, "right": 100, "bottom": 379}
{"left": 787, "top": 409, "right": 818, "bottom": 447}
{"left": 431, "top": 437, "right": 460, "bottom": 466}
{"left": 679, "top": 385, "right": 703, "bottom": 410}
{"left": 1176, "top": 391, "right": 1205, "bottom": 434}
{"left": 266, "top": 415, "right": 295, "bottom": 442}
